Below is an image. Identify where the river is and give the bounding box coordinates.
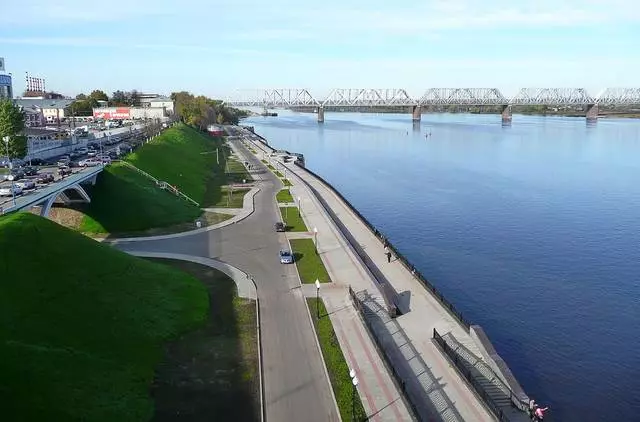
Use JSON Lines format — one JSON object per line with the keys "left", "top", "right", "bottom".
{"left": 243, "top": 110, "right": 640, "bottom": 422}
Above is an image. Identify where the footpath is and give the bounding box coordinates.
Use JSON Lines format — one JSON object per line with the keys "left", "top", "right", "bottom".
{"left": 245, "top": 140, "right": 525, "bottom": 421}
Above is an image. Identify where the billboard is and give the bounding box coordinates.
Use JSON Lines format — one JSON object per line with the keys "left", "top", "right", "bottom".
{"left": 93, "top": 107, "right": 131, "bottom": 120}
{"left": 0, "top": 74, "right": 11, "bottom": 86}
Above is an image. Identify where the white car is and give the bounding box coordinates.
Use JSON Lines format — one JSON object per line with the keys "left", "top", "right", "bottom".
{"left": 0, "top": 186, "right": 23, "bottom": 197}
{"left": 15, "top": 180, "right": 36, "bottom": 190}
{"left": 79, "top": 158, "right": 102, "bottom": 167}
{"left": 279, "top": 250, "right": 294, "bottom": 264}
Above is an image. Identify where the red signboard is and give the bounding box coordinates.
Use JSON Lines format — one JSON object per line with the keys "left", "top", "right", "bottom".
{"left": 93, "top": 108, "right": 130, "bottom": 119}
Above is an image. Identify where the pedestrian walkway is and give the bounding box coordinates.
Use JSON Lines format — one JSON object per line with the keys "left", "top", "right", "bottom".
{"left": 245, "top": 137, "right": 517, "bottom": 421}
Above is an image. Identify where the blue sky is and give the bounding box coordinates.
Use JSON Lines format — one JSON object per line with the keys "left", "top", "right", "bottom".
{"left": 1, "top": 0, "right": 639, "bottom": 100}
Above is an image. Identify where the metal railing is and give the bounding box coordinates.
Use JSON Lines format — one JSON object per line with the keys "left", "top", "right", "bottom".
{"left": 433, "top": 328, "right": 526, "bottom": 421}
{"left": 118, "top": 161, "right": 200, "bottom": 206}
{"left": 294, "top": 161, "right": 470, "bottom": 330}
{"left": 348, "top": 286, "right": 420, "bottom": 421}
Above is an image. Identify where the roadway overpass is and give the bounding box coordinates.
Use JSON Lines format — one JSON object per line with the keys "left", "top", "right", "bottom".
{"left": 225, "top": 87, "right": 640, "bottom": 123}
{"left": 0, "top": 165, "right": 103, "bottom": 217}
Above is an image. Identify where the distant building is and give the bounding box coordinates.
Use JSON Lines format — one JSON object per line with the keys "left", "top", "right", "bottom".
{"left": 139, "top": 95, "right": 174, "bottom": 113}
{"left": 93, "top": 106, "right": 168, "bottom": 120}
{"left": 13, "top": 98, "right": 73, "bottom": 124}
{"left": 207, "top": 125, "right": 225, "bottom": 136}
{"left": 21, "top": 106, "right": 46, "bottom": 127}
{"left": 0, "top": 74, "right": 12, "bottom": 100}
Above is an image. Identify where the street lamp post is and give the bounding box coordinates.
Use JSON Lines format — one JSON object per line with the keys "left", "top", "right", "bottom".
{"left": 314, "top": 227, "right": 318, "bottom": 254}
{"left": 3, "top": 136, "right": 16, "bottom": 207}
{"left": 297, "top": 196, "right": 302, "bottom": 217}
{"left": 315, "top": 279, "right": 321, "bottom": 319}
{"left": 349, "top": 369, "right": 359, "bottom": 422}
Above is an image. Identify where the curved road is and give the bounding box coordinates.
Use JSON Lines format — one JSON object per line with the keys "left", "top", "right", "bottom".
{"left": 114, "top": 139, "right": 339, "bottom": 421}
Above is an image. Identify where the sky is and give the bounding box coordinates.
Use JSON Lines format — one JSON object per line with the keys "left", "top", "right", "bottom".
{"left": 1, "top": 0, "right": 639, "bottom": 101}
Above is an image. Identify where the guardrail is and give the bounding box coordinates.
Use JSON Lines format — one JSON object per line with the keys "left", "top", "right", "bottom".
{"left": 433, "top": 328, "right": 527, "bottom": 421}
{"left": 293, "top": 161, "right": 470, "bottom": 330}
{"left": 118, "top": 161, "right": 200, "bottom": 207}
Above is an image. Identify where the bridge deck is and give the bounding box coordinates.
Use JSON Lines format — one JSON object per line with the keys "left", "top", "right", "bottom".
{"left": 0, "top": 166, "right": 103, "bottom": 214}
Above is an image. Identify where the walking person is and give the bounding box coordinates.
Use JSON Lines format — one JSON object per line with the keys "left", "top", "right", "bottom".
{"left": 528, "top": 399, "right": 537, "bottom": 420}
{"left": 385, "top": 246, "right": 392, "bottom": 263}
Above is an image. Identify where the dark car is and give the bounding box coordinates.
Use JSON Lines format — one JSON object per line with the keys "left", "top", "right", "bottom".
{"left": 23, "top": 166, "right": 39, "bottom": 176}
{"left": 58, "top": 165, "right": 73, "bottom": 177}
{"left": 29, "top": 158, "right": 45, "bottom": 166}
{"left": 8, "top": 168, "right": 25, "bottom": 181}
{"left": 36, "top": 172, "right": 55, "bottom": 184}
{"left": 274, "top": 222, "right": 286, "bottom": 232}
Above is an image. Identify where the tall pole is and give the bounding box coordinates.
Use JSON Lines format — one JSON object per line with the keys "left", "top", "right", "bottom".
{"left": 314, "top": 227, "right": 318, "bottom": 254}
{"left": 315, "top": 279, "right": 320, "bottom": 319}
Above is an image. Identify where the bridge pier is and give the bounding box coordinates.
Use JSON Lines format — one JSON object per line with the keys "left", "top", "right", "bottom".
{"left": 412, "top": 105, "right": 422, "bottom": 122}
{"left": 586, "top": 103, "right": 598, "bottom": 121}
{"left": 317, "top": 106, "right": 325, "bottom": 123}
{"left": 501, "top": 105, "right": 512, "bottom": 124}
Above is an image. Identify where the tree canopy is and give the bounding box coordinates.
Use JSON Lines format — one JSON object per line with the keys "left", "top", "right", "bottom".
{"left": 0, "top": 100, "right": 27, "bottom": 159}
{"left": 170, "top": 91, "right": 248, "bottom": 128}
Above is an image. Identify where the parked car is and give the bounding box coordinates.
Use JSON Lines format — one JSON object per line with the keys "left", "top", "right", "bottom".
{"left": 78, "top": 158, "right": 102, "bottom": 167}
{"left": 99, "top": 156, "right": 112, "bottom": 165}
{"left": 36, "top": 172, "right": 55, "bottom": 184}
{"left": 0, "top": 185, "right": 23, "bottom": 197}
{"left": 77, "top": 147, "right": 89, "bottom": 155}
{"left": 58, "top": 166, "right": 73, "bottom": 177}
{"left": 22, "top": 166, "right": 38, "bottom": 176}
{"left": 57, "top": 156, "right": 71, "bottom": 166}
{"left": 274, "top": 222, "right": 286, "bottom": 232}
{"left": 87, "top": 150, "right": 97, "bottom": 157}
{"left": 15, "top": 179, "right": 36, "bottom": 190}
{"left": 29, "top": 158, "right": 45, "bottom": 166}
{"left": 279, "top": 250, "right": 294, "bottom": 264}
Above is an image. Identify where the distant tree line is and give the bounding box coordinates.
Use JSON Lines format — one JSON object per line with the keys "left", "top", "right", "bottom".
{"left": 67, "top": 89, "right": 144, "bottom": 116}
{"left": 170, "top": 91, "right": 249, "bottom": 128}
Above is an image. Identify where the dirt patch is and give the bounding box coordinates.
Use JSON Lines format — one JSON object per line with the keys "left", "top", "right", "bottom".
{"left": 47, "top": 205, "right": 86, "bottom": 230}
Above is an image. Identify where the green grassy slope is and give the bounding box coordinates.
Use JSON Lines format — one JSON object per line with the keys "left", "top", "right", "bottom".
{"left": 0, "top": 213, "right": 208, "bottom": 421}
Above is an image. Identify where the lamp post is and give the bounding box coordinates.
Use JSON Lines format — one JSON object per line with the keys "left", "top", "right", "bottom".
{"left": 315, "top": 279, "right": 320, "bottom": 319}
{"left": 297, "top": 196, "right": 302, "bottom": 217}
{"left": 3, "top": 136, "right": 17, "bottom": 207}
{"left": 349, "top": 369, "right": 359, "bottom": 422}
{"left": 314, "top": 227, "right": 318, "bottom": 254}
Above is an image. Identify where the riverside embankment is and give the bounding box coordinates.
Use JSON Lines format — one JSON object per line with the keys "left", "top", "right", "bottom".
{"left": 243, "top": 129, "right": 531, "bottom": 422}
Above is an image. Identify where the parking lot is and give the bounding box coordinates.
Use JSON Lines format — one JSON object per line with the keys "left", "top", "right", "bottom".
{"left": 0, "top": 126, "right": 150, "bottom": 209}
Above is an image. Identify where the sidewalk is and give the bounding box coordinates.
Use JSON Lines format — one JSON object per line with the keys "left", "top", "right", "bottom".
{"left": 246, "top": 138, "right": 499, "bottom": 421}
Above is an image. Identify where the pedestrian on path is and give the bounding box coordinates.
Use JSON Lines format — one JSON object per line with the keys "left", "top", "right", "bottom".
{"left": 528, "top": 399, "right": 537, "bottom": 419}
{"left": 383, "top": 237, "right": 388, "bottom": 248}
{"left": 534, "top": 406, "right": 549, "bottom": 421}
{"left": 385, "top": 247, "right": 392, "bottom": 263}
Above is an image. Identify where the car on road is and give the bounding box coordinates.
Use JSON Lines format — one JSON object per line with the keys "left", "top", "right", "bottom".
{"left": 99, "top": 156, "right": 112, "bottom": 165}
{"left": 78, "top": 158, "right": 102, "bottom": 167}
{"left": 58, "top": 166, "right": 73, "bottom": 177}
{"left": 28, "top": 158, "right": 46, "bottom": 166}
{"left": 36, "top": 173, "right": 55, "bottom": 184}
{"left": 0, "top": 185, "right": 23, "bottom": 197}
{"left": 4, "top": 169, "right": 25, "bottom": 181}
{"left": 274, "top": 222, "right": 286, "bottom": 232}
{"left": 87, "top": 150, "right": 97, "bottom": 157}
{"left": 77, "top": 147, "right": 89, "bottom": 155}
{"left": 57, "top": 156, "right": 71, "bottom": 167}
{"left": 279, "top": 250, "right": 294, "bottom": 264}
{"left": 15, "top": 179, "right": 36, "bottom": 190}
{"left": 22, "top": 167, "right": 39, "bottom": 176}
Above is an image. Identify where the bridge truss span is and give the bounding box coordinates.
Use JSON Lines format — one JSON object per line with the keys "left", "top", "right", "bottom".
{"left": 321, "top": 88, "right": 416, "bottom": 107}
{"left": 595, "top": 88, "right": 640, "bottom": 106}
{"left": 419, "top": 88, "right": 507, "bottom": 106}
{"left": 509, "top": 88, "right": 596, "bottom": 106}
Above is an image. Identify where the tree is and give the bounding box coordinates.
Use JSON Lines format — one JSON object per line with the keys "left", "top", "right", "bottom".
{"left": 76, "top": 93, "right": 87, "bottom": 100}
{"left": 0, "top": 100, "right": 27, "bottom": 159}
{"left": 89, "top": 90, "right": 109, "bottom": 102}
{"left": 128, "top": 90, "right": 141, "bottom": 107}
{"left": 111, "top": 90, "right": 127, "bottom": 106}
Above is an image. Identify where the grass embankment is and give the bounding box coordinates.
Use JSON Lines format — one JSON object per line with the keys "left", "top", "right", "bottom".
{"left": 279, "top": 206, "right": 307, "bottom": 232}
{"left": 214, "top": 187, "right": 251, "bottom": 208}
{"left": 307, "top": 298, "right": 367, "bottom": 421}
{"left": 225, "top": 155, "right": 253, "bottom": 184}
{"left": 53, "top": 124, "right": 249, "bottom": 235}
{"left": 149, "top": 259, "right": 259, "bottom": 421}
{"left": 290, "top": 238, "right": 331, "bottom": 283}
{"left": 0, "top": 213, "right": 208, "bottom": 420}
{"left": 276, "top": 189, "right": 294, "bottom": 203}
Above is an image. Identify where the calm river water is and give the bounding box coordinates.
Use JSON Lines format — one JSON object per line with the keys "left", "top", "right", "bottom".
{"left": 244, "top": 110, "right": 640, "bottom": 422}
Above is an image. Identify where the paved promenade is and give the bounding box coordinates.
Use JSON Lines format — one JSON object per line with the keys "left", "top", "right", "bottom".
{"left": 249, "top": 139, "right": 519, "bottom": 421}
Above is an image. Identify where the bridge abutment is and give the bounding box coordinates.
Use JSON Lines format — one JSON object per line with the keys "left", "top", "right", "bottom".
{"left": 317, "top": 106, "right": 325, "bottom": 123}
{"left": 412, "top": 105, "right": 422, "bottom": 122}
{"left": 586, "top": 103, "right": 598, "bottom": 121}
{"left": 501, "top": 105, "right": 512, "bottom": 124}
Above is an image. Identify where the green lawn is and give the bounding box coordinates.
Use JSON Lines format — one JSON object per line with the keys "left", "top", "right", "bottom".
{"left": 78, "top": 163, "right": 202, "bottom": 235}
{"left": 213, "top": 188, "right": 250, "bottom": 208}
{"left": 279, "top": 206, "right": 307, "bottom": 232}
{"left": 282, "top": 179, "right": 293, "bottom": 187}
{"left": 307, "top": 298, "right": 367, "bottom": 421}
{"left": 0, "top": 213, "right": 208, "bottom": 421}
{"left": 290, "top": 238, "right": 331, "bottom": 283}
{"left": 276, "top": 189, "right": 294, "bottom": 203}
{"left": 125, "top": 123, "right": 220, "bottom": 204}
{"left": 149, "top": 259, "right": 260, "bottom": 421}
{"left": 0, "top": 168, "right": 8, "bottom": 175}
{"left": 261, "top": 159, "right": 268, "bottom": 164}
{"left": 273, "top": 170, "right": 283, "bottom": 178}
{"left": 267, "top": 164, "right": 275, "bottom": 171}
{"left": 225, "top": 158, "right": 253, "bottom": 183}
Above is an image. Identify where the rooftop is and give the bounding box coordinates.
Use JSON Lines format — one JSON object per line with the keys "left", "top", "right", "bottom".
{"left": 14, "top": 98, "right": 73, "bottom": 109}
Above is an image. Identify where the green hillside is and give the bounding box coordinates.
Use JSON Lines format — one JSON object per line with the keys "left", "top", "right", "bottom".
{"left": 0, "top": 213, "right": 208, "bottom": 421}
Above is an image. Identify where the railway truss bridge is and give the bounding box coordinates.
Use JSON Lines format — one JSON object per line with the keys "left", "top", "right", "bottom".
{"left": 225, "top": 88, "right": 640, "bottom": 124}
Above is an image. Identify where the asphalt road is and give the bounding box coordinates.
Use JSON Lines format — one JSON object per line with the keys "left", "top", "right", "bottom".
{"left": 114, "top": 138, "right": 339, "bottom": 421}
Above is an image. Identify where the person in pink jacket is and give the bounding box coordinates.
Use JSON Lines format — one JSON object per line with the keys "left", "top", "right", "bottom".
{"left": 534, "top": 406, "right": 549, "bottom": 421}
